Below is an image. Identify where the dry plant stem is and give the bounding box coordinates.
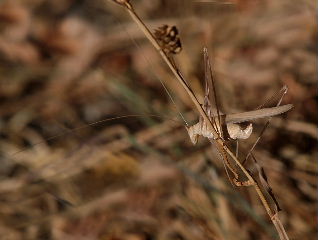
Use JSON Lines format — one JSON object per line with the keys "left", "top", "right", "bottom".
{"left": 111, "top": 1, "right": 289, "bottom": 239}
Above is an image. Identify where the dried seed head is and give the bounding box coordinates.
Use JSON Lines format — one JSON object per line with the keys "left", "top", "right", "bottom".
{"left": 154, "top": 25, "right": 182, "bottom": 54}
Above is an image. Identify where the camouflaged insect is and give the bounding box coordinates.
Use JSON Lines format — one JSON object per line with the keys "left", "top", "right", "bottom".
{"left": 187, "top": 49, "right": 293, "bottom": 144}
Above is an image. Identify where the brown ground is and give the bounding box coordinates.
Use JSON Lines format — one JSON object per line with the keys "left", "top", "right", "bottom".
{"left": 0, "top": 0, "right": 316, "bottom": 239}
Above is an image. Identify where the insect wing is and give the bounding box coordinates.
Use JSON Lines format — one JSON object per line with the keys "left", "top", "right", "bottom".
{"left": 225, "top": 104, "right": 293, "bottom": 124}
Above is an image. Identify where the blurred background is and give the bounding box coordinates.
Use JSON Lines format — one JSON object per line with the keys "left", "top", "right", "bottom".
{"left": 0, "top": 0, "right": 316, "bottom": 239}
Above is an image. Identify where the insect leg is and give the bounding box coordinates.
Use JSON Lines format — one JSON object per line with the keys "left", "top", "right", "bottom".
{"left": 242, "top": 86, "right": 289, "bottom": 165}
{"left": 203, "top": 48, "right": 223, "bottom": 138}
{"left": 211, "top": 139, "right": 251, "bottom": 187}
{"left": 256, "top": 85, "right": 288, "bottom": 110}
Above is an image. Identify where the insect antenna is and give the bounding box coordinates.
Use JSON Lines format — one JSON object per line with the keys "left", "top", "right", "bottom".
{"left": 115, "top": 19, "right": 189, "bottom": 127}
{"left": 10, "top": 114, "right": 182, "bottom": 157}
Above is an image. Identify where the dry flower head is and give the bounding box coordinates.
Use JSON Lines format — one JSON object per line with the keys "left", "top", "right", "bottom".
{"left": 154, "top": 25, "right": 182, "bottom": 54}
